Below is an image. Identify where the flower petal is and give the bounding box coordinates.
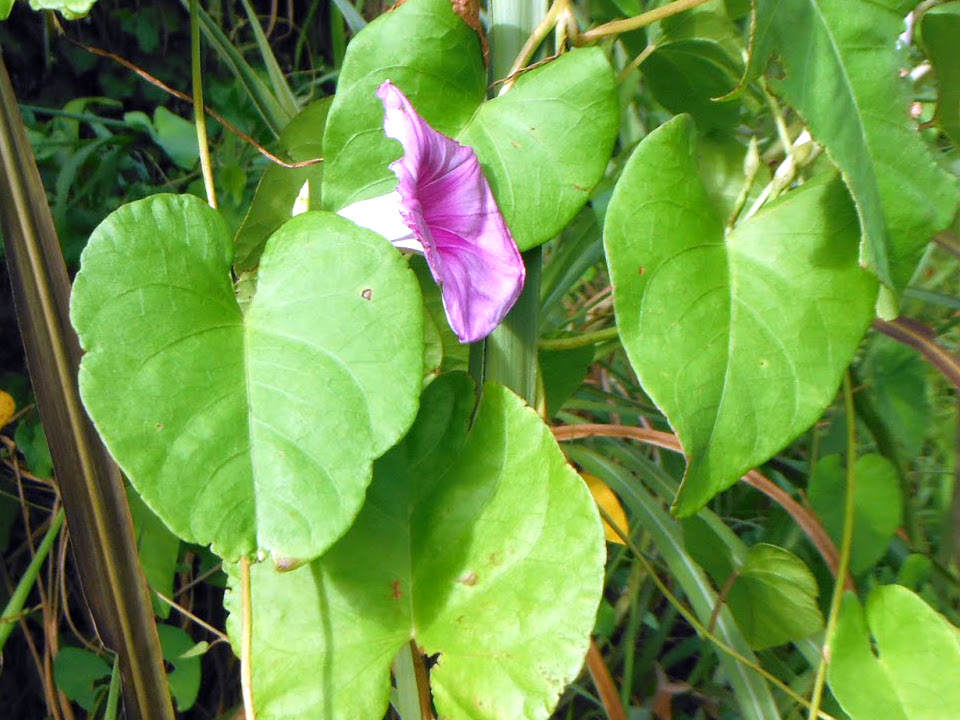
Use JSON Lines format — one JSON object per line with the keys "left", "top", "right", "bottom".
{"left": 336, "top": 191, "right": 421, "bottom": 249}
{"left": 377, "top": 80, "right": 525, "bottom": 343}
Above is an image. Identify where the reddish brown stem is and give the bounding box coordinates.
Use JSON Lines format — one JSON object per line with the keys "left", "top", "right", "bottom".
{"left": 68, "top": 40, "right": 322, "bottom": 170}
{"left": 874, "top": 316, "right": 960, "bottom": 389}
{"left": 586, "top": 639, "right": 628, "bottom": 720}
{"left": 552, "top": 423, "right": 854, "bottom": 589}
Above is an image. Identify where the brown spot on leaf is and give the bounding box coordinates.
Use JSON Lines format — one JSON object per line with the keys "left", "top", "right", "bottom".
{"left": 274, "top": 556, "right": 305, "bottom": 572}
{"left": 457, "top": 571, "right": 478, "bottom": 586}
{"left": 391, "top": 580, "right": 403, "bottom": 600}
{"left": 155, "top": 422, "right": 163, "bottom": 430}
{"left": 639, "top": 266, "right": 646, "bottom": 276}
{"left": 361, "top": 288, "right": 372, "bottom": 300}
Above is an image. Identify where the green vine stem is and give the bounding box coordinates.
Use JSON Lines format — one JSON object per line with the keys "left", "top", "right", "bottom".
{"left": 240, "top": 556, "right": 256, "bottom": 720}
{"left": 576, "top": 0, "right": 713, "bottom": 45}
{"left": 190, "top": 0, "right": 217, "bottom": 208}
{"left": 539, "top": 326, "right": 619, "bottom": 351}
{"left": 807, "top": 373, "right": 858, "bottom": 720}
{"left": 0, "top": 508, "right": 64, "bottom": 650}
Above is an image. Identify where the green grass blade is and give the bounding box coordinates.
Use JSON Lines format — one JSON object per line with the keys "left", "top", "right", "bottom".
{"left": 236, "top": 0, "right": 300, "bottom": 118}
{"left": 184, "top": 0, "right": 294, "bottom": 136}
{"left": 568, "top": 446, "right": 784, "bottom": 720}
{"left": 330, "top": 0, "right": 367, "bottom": 33}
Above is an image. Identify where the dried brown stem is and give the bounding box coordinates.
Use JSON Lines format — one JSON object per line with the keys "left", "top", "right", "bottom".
{"left": 586, "top": 639, "right": 628, "bottom": 720}
{"left": 68, "top": 40, "right": 322, "bottom": 170}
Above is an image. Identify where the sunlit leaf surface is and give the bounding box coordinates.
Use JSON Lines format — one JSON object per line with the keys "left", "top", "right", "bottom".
{"left": 71, "top": 194, "right": 423, "bottom": 561}
{"left": 225, "top": 375, "right": 605, "bottom": 720}
{"left": 605, "top": 116, "right": 877, "bottom": 514}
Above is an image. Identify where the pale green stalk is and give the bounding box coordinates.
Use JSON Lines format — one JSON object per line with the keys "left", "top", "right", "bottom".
{"left": 539, "top": 326, "right": 619, "bottom": 351}
{"left": 240, "top": 556, "right": 256, "bottom": 720}
{"left": 0, "top": 509, "right": 64, "bottom": 649}
{"left": 191, "top": 0, "right": 218, "bottom": 208}
{"left": 480, "top": 0, "right": 549, "bottom": 405}
{"left": 577, "top": 0, "right": 713, "bottom": 44}
{"left": 807, "top": 374, "right": 858, "bottom": 719}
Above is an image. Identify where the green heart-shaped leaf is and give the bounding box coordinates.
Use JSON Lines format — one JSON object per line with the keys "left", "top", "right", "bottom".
{"left": 809, "top": 454, "right": 902, "bottom": 574}
{"left": 71, "top": 194, "right": 423, "bottom": 561}
{"left": 604, "top": 115, "right": 877, "bottom": 515}
{"left": 321, "top": 0, "right": 619, "bottom": 250}
{"left": 920, "top": 4, "right": 960, "bottom": 149}
{"left": 460, "top": 48, "right": 619, "bottom": 251}
{"left": 225, "top": 374, "right": 604, "bottom": 720}
{"left": 830, "top": 585, "right": 960, "bottom": 720}
{"left": 725, "top": 543, "right": 823, "bottom": 650}
{"left": 321, "top": 0, "right": 487, "bottom": 212}
{"left": 747, "top": 0, "right": 959, "bottom": 294}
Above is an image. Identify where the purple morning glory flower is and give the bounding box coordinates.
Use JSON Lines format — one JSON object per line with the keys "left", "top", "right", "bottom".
{"left": 338, "top": 81, "right": 525, "bottom": 344}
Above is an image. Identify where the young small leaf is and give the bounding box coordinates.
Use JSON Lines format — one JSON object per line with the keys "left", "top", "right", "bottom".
{"left": 157, "top": 625, "right": 201, "bottom": 712}
{"left": 725, "top": 543, "right": 824, "bottom": 650}
{"left": 54, "top": 647, "right": 112, "bottom": 711}
{"left": 808, "top": 454, "right": 902, "bottom": 574}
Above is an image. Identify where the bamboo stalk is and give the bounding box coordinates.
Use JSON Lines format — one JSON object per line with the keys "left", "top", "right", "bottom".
{"left": 0, "top": 46, "right": 175, "bottom": 720}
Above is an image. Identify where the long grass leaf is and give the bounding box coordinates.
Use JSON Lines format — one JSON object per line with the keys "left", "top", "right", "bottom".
{"left": 568, "top": 446, "right": 784, "bottom": 720}
{"left": 184, "top": 0, "right": 293, "bottom": 136}
{"left": 236, "top": 0, "right": 300, "bottom": 118}
{"left": 330, "top": 0, "right": 367, "bottom": 33}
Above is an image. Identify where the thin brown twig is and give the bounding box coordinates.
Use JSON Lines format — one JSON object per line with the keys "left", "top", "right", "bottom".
{"left": 66, "top": 39, "right": 322, "bottom": 170}
{"left": 0, "top": 559, "right": 56, "bottom": 714}
{"left": 0, "top": 436, "right": 57, "bottom": 491}
{"left": 706, "top": 571, "right": 739, "bottom": 635}
{"left": 489, "top": 52, "right": 562, "bottom": 91}
{"left": 6, "top": 402, "right": 36, "bottom": 425}
{"left": 57, "top": 527, "right": 103, "bottom": 655}
{"left": 153, "top": 590, "right": 230, "bottom": 643}
{"left": 174, "top": 560, "right": 224, "bottom": 598}
{"left": 0, "top": 602, "right": 43, "bottom": 624}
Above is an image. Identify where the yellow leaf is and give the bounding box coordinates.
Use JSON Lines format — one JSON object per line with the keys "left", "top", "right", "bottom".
{"left": 582, "top": 472, "right": 629, "bottom": 544}
{"left": 0, "top": 390, "right": 14, "bottom": 428}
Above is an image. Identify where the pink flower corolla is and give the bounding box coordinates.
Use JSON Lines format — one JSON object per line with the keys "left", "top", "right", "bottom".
{"left": 338, "top": 81, "right": 524, "bottom": 344}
